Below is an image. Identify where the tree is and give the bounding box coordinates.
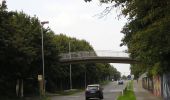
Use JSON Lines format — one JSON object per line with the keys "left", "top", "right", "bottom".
{"left": 119, "top": 0, "right": 170, "bottom": 75}
{"left": 86, "top": 0, "right": 170, "bottom": 76}
{"left": 0, "top": 1, "right": 122, "bottom": 97}
{"left": 0, "top": 2, "right": 60, "bottom": 96}
{"left": 122, "top": 75, "right": 127, "bottom": 80}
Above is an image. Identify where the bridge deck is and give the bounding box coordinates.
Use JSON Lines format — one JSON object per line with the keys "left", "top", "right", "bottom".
{"left": 59, "top": 57, "right": 137, "bottom": 64}
{"left": 59, "top": 51, "right": 138, "bottom": 64}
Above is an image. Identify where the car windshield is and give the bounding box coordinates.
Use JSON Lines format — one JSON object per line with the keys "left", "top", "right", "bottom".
{"left": 87, "top": 86, "right": 98, "bottom": 90}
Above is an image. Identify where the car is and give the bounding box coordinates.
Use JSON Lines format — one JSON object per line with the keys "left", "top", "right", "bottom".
{"left": 118, "top": 79, "right": 124, "bottom": 85}
{"left": 85, "top": 84, "right": 104, "bottom": 100}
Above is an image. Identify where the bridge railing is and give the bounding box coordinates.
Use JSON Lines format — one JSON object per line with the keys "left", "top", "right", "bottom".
{"left": 60, "top": 51, "right": 130, "bottom": 60}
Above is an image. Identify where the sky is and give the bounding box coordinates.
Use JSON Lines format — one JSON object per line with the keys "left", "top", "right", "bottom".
{"left": 6, "top": 0, "right": 130, "bottom": 76}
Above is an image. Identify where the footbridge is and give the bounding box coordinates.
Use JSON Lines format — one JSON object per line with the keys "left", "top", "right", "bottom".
{"left": 59, "top": 50, "right": 137, "bottom": 64}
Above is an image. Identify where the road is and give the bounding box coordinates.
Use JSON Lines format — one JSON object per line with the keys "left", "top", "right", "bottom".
{"left": 51, "top": 81, "right": 127, "bottom": 100}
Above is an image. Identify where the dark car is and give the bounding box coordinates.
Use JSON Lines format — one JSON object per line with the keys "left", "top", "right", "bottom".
{"left": 85, "top": 84, "right": 103, "bottom": 100}
{"left": 118, "top": 79, "right": 124, "bottom": 85}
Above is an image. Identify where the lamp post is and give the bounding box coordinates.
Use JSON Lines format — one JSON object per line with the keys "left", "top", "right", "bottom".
{"left": 85, "top": 67, "right": 87, "bottom": 89}
{"left": 69, "top": 42, "right": 72, "bottom": 90}
{"left": 41, "top": 21, "right": 49, "bottom": 95}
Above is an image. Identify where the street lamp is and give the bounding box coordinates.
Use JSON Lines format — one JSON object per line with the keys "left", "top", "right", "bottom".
{"left": 85, "top": 67, "right": 87, "bottom": 89}
{"left": 41, "top": 21, "right": 49, "bottom": 95}
{"left": 69, "top": 42, "right": 72, "bottom": 90}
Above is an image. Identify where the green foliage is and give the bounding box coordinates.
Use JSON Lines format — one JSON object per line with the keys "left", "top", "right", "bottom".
{"left": 86, "top": 0, "right": 170, "bottom": 76}
{"left": 0, "top": 1, "right": 59, "bottom": 96}
{"left": 122, "top": 75, "right": 127, "bottom": 80}
{"left": 121, "top": 0, "right": 170, "bottom": 75}
{"left": 117, "top": 81, "right": 136, "bottom": 100}
{"left": 130, "top": 64, "right": 147, "bottom": 79}
{"left": 117, "top": 90, "right": 136, "bottom": 100}
{"left": 0, "top": 0, "right": 7, "bottom": 11}
{"left": 92, "top": 0, "right": 170, "bottom": 76}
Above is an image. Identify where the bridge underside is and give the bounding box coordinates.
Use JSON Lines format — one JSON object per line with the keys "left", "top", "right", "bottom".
{"left": 59, "top": 57, "right": 137, "bottom": 64}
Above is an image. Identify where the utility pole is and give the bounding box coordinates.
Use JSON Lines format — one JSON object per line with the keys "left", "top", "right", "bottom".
{"left": 85, "top": 67, "right": 87, "bottom": 89}
{"left": 41, "top": 21, "right": 49, "bottom": 95}
{"left": 69, "top": 42, "right": 72, "bottom": 90}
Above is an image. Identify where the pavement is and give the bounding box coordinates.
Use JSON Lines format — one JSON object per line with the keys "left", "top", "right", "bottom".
{"left": 134, "top": 80, "right": 163, "bottom": 100}
{"left": 51, "top": 81, "right": 125, "bottom": 100}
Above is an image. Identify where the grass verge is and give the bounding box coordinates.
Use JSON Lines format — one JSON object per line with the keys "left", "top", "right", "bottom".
{"left": 40, "top": 96, "right": 51, "bottom": 100}
{"left": 47, "top": 89, "right": 84, "bottom": 96}
{"left": 100, "top": 80, "right": 110, "bottom": 86}
{"left": 117, "top": 80, "right": 136, "bottom": 100}
{"left": 0, "top": 96, "right": 50, "bottom": 100}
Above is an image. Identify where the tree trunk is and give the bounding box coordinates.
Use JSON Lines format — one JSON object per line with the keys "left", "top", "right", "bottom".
{"left": 21, "top": 79, "right": 24, "bottom": 97}
{"left": 16, "top": 79, "right": 24, "bottom": 97}
{"left": 16, "top": 79, "right": 19, "bottom": 97}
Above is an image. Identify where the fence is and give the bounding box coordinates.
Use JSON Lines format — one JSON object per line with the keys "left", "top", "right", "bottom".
{"left": 162, "top": 73, "right": 170, "bottom": 100}
{"left": 142, "top": 77, "right": 154, "bottom": 92}
{"left": 141, "top": 73, "right": 170, "bottom": 100}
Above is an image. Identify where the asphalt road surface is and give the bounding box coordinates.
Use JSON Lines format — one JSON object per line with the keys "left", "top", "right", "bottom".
{"left": 51, "top": 81, "right": 127, "bottom": 100}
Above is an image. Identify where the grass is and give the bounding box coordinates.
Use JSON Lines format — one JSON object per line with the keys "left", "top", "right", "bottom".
{"left": 117, "top": 80, "right": 136, "bottom": 100}
{"left": 0, "top": 97, "right": 22, "bottom": 100}
{"left": 40, "top": 96, "right": 51, "bottom": 100}
{"left": 100, "top": 80, "right": 110, "bottom": 86}
{"left": 0, "top": 96, "right": 51, "bottom": 100}
{"left": 47, "top": 89, "right": 84, "bottom": 96}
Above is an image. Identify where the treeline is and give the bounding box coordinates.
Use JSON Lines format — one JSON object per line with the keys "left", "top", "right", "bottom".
{"left": 94, "top": 0, "right": 170, "bottom": 78}
{"left": 0, "top": 1, "right": 120, "bottom": 97}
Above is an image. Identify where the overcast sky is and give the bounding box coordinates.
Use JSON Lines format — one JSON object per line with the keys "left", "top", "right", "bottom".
{"left": 6, "top": 0, "right": 130, "bottom": 76}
